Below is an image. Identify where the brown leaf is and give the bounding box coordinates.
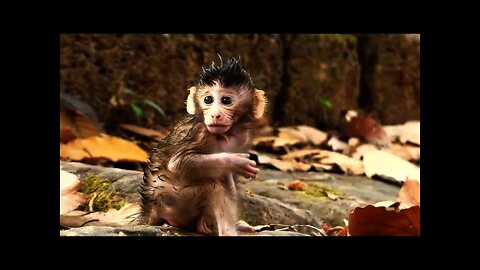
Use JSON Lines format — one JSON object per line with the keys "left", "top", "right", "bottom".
{"left": 251, "top": 136, "right": 277, "bottom": 148}
{"left": 314, "top": 151, "right": 365, "bottom": 175}
{"left": 398, "top": 180, "right": 420, "bottom": 208}
{"left": 60, "top": 108, "right": 100, "bottom": 142}
{"left": 363, "top": 150, "right": 420, "bottom": 182}
{"left": 280, "top": 149, "right": 322, "bottom": 161}
{"left": 295, "top": 125, "right": 328, "bottom": 145}
{"left": 274, "top": 127, "right": 309, "bottom": 147}
{"left": 86, "top": 203, "right": 141, "bottom": 226}
{"left": 250, "top": 151, "right": 293, "bottom": 172}
{"left": 291, "top": 161, "right": 313, "bottom": 172}
{"left": 351, "top": 144, "right": 378, "bottom": 160}
{"left": 60, "top": 203, "right": 141, "bottom": 228}
{"left": 286, "top": 180, "right": 307, "bottom": 190}
{"left": 383, "top": 143, "right": 420, "bottom": 161}
{"left": 345, "top": 115, "right": 389, "bottom": 146}
{"left": 119, "top": 124, "right": 168, "bottom": 141}
{"left": 60, "top": 134, "right": 148, "bottom": 163}
{"left": 60, "top": 170, "right": 86, "bottom": 215}
{"left": 349, "top": 205, "right": 420, "bottom": 236}
{"left": 384, "top": 121, "right": 420, "bottom": 146}
{"left": 311, "top": 163, "right": 335, "bottom": 172}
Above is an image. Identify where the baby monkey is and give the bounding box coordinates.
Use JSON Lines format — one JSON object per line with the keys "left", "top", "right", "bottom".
{"left": 138, "top": 57, "right": 266, "bottom": 235}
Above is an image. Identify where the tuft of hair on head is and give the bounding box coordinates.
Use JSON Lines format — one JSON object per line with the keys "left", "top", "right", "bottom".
{"left": 198, "top": 56, "right": 254, "bottom": 91}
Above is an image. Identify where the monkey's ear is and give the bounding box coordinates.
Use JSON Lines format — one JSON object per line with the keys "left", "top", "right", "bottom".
{"left": 253, "top": 89, "right": 267, "bottom": 119}
{"left": 186, "top": 86, "right": 196, "bottom": 114}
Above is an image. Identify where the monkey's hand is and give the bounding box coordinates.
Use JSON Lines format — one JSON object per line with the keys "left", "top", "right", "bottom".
{"left": 222, "top": 153, "right": 259, "bottom": 179}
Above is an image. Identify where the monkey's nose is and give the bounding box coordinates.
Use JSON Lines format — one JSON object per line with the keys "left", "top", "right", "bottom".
{"left": 212, "top": 114, "right": 221, "bottom": 119}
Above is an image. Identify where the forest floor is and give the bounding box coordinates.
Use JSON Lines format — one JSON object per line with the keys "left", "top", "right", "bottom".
{"left": 60, "top": 161, "right": 400, "bottom": 236}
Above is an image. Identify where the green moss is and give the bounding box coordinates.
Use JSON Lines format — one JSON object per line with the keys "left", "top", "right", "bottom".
{"left": 77, "top": 173, "right": 128, "bottom": 212}
{"left": 293, "top": 183, "right": 345, "bottom": 201}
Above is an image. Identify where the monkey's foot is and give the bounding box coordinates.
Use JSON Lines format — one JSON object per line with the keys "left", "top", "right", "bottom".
{"left": 235, "top": 220, "right": 256, "bottom": 233}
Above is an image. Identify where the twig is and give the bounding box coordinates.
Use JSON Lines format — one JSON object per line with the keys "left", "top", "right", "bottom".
{"left": 80, "top": 219, "right": 100, "bottom": 227}
{"left": 267, "top": 223, "right": 326, "bottom": 236}
{"left": 88, "top": 192, "right": 97, "bottom": 212}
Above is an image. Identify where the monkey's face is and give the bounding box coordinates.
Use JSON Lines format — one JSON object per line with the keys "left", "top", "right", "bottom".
{"left": 199, "top": 85, "right": 237, "bottom": 134}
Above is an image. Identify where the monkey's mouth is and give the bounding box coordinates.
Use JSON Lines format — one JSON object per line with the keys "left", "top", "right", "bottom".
{"left": 207, "top": 124, "right": 230, "bottom": 134}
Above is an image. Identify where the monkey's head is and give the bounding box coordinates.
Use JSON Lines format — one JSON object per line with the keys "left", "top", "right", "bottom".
{"left": 186, "top": 57, "right": 266, "bottom": 135}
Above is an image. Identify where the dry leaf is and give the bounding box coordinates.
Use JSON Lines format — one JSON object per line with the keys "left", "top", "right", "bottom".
{"left": 363, "top": 150, "right": 420, "bottom": 182}
{"left": 327, "top": 136, "right": 349, "bottom": 152}
{"left": 275, "top": 127, "right": 308, "bottom": 147}
{"left": 311, "top": 163, "right": 335, "bottom": 172}
{"left": 120, "top": 124, "right": 168, "bottom": 141}
{"left": 251, "top": 136, "right": 277, "bottom": 148}
{"left": 286, "top": 180, "right": 307, "bottom": 190}
{"left": 384, "top": 121, "right": 420, "bottom": 146}
{"left": 348, "top": 205, "right": 420, "bottom": 236}
{"left": 314, "top": 151, "right": 365, "bottom": 175}
{"left": 383, "top": 143, "right": 420, "bottom": 161}
{"left": 60, "top": 170, "right": 86, "bottom": 215}
{"left": 60, "top": 109, "right": 101, "bottom": 143}
{"left": 250, "top": 151, "right": 293, "bottom": 172}
{"left": 345, "top": 115, "right": 389, "bottom": 146}
{"left": 295, "top": 125, "right": 328, "bottom": 145}
{"left": 398, "top": 180, "right": 420, "bottom": 208}
{"left": 291, "top": 160, "right": 313, "bottom": 172}
{"left": 280, "top": 149, "right": 322, "bottom": 161}
{"left": 351, "top": 144, "right": 378, "bottom": 160}
{"left": 86, "top": 203, "right": 141, "bottom": 226}
{"left": 60, "top": 134, "right": 148, "bottom": 163}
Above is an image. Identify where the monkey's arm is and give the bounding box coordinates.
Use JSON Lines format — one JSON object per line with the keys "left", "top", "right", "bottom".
{"left": 168, "top": 152, "right": 259, "bottom": 183}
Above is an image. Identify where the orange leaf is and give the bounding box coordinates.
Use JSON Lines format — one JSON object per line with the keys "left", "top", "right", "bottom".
{"left": 349, "top": 205, "right": 420, "bottom": 236}
{"left": 60, "top": 134, "right": 148, "bottom": 163}
{"left": 286, "top": 180, "right": 307, "bottom": 190}
{"left": 280, "top": 149, "right": 322, "bottom": 161}
{"left": 398, "top": 180, "right": 420, "bottom": 208}
{"left": 119, "top": 124, "right": 168, "bottom": 141}
{"left": 60, "top": 109, "right": 100, "bottom": 142}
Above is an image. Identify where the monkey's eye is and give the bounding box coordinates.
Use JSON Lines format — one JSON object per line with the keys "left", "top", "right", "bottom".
{"left": 204, "top": 96, "right": 214, "bottom": 104}
{"left": 221, "top": 96, "right": 232, "bottom": 105}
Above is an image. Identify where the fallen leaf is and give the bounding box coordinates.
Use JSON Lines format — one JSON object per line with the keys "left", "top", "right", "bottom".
{"left": 314, "top": 151, "right": 365, "bottom": 175}
{"left": 275, "top": 127, "right": 309, "bottom": 147}
{"left": 295, "top": 125, "right": 328, "bottom": 145}
{"left": 383, "top": 143, "right": 420, "bottom": 161}
{"left": 344, "top": 114, "right": 389, "bottom": 146}
{"left": 363, "top": 150, "right": 420, "bottom": 182}
{"left": 327, "top": 136, "right": 349, "bottom": 152}
{"left": 351, "top": 144, "right": 378, "bottom": 160}
{"left": 348, "top": 205, "right": 420, "bottom": 236}
{"left": 60, "top": 134, "right": 148, "bottom": 163}
{"left": 291, "top": 160, "right": 313, "bottom": 172}
{"left": 286, "top": 180, "right": 307, "bottom": 190}
{"left": 250, "top": 151, "right": 293, "bottom": 172}
{"left": 61, "top": 203, "right": 141, "bottom": 228}
{"left": 251, "top": 136, "right": 277, "bottom": 148}
{"left": 398, "top": 180, "right": 420, "bottom": 208}
{"left": 119, "top": 124, "right": 168, "bottom": 141}
{"left": 280, "top": 149, "right": 322, "bottom": 161}
{"left": 311, "top": 163, "right": 335, "bottom": 172}
{"left": 60, "top": 109, "right": 101, "bottom": 143}
{"left": 60, "top": 170, "right": 86, "bottom": 215}
{"left": 384, "top": 121, "right": 420, "bottom": 146}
